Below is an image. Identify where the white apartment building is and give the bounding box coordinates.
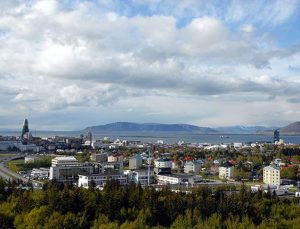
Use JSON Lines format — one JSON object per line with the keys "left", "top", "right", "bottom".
{"left": 263, "top": 165, "right": 280, "bottom": 186}
{"left": 184, "top": 161, "right": 201, "bottom": 174}
{"left": 51, "top": 156, "right": 78, "bottom": 166}
{"left": 108, "top": 154, "right": 123, "bottom": 162}
{"left": 155, "top": 158, "right": 172, "bottom": 168}
{"left": 129, "top": 154, "right": 143, "bottom": 170}
{"left": 78, "top": 172, "right": 128, "bottom": 188}
{"left": 157, "top": 173, "right": 202, "bottom": 185}
{"left": 130, "top": 170, "right": 154, "bottom": 186}
{"left": 219, "top": 162, "right": 234, "bottom": 179}
{"left": 49, "top": 156, "right": 100, "bottom": 182}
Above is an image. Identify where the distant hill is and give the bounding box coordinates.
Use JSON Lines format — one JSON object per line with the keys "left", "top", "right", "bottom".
{"left": 83, "top": 122, "right": 300, "bottom": 135}
{"left": 280, "top": 122, "right": 300, "bottom": 135}
{"left": 84, "top": 122, "right": 217, "bottom": 133}
{"left": 215, "top": 126, "right": 277, "bottom": 134}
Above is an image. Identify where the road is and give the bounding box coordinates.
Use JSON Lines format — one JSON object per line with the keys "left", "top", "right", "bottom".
{"left": 0, "top": 154, "right": 28, "bottom": 182}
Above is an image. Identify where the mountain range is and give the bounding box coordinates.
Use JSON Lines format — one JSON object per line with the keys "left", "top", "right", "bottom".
{"left": 84, "top": 122, "right": 217, "bottom": 133}
{"left": 84, "top": 121, "right": 300, "bottom": 135}
{"left": 279, "top": 122, "right": 300, "bottom": 135}
{"left": 83, "top": 122, "right": 293, "bottom": 134}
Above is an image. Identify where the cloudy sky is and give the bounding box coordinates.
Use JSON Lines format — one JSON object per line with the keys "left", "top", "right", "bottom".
{"left": 1, "top": 0, "right": 300, "bottom": 130}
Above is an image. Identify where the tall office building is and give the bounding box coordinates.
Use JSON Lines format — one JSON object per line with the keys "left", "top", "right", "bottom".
{"left": 83, "top": 131, "right": 92, "bottom": 146}
{"left": 21, "top": 119, "right": 29, "bottom": 137}
{"left": 274, "top": 129, "right": 280, "bottom": 143}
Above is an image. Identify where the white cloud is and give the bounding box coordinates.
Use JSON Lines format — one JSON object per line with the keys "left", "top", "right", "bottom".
{"left": 0, "top": 0, "right": 299, "bottom": 128}
{"left": 240, "top": 24, "right": 254, "bottom": 33}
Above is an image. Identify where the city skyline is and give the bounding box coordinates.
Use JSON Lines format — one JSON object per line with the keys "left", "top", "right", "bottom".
{"left": 1, "top": 0, "right": 300, "bottom": 130}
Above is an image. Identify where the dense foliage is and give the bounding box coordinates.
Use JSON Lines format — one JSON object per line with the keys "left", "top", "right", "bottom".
{"left": 0, "top": 179, "right": 300, "bottom": 228}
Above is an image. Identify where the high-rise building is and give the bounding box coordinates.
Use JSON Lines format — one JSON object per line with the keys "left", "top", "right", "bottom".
{"left": 274, "top": 130, "right": 280, "bottom": 143}
{"left": 83, "top": 131, "right": 92, "bottom": 146}
{"left": 21, "top": 119, "right": 29, "bottom": 137}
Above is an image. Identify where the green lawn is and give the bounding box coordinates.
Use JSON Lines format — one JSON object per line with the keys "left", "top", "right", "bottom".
{"left": 6, "top": 159, "right": 24, "bottom": 172}
{"left": 0, "top": 153, "right": 17, "bottom": 157}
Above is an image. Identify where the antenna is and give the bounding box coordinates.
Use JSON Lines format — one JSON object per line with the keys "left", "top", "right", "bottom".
{"left": 148, "top": 146, "right": 151, "bottom": 186}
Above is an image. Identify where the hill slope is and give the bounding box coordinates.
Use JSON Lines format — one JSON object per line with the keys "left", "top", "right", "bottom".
{"left": 280, "top": 122, "right": 300, "bottom": 134}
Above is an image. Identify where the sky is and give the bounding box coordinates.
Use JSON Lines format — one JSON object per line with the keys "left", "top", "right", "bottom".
{"left": 1, "top": 0, "right": 300, "bottom": 130}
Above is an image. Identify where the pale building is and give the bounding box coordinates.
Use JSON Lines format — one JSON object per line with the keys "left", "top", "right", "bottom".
{"left": 108, "top": 154, "right": 123, "bottom": 162}
{"left": 25, "top": 155, "right": 39, "bottom": 163}
{"left": 90, "top": 152, "right": 108, "bottom": 162}
{"left": 128, "top": 170, "right": 154, "bottom": 186}
{"left": 184, "top": 161, "right": 201, "bottom": 174}
{"left": 49, "top": 156, "right": 102, "bottom": 182}
{"left": 51, "top": 156, "right": 78, "bottom": 166}
{"left": 16, "top": 143, "right": 43, "bottom": 152}
{"left": 0, "top": 141, "right": 17, "bottom": 151}
{"left": 78, "top": 171, "right": 128, "bottom": 188}
{"left": 219, "top": 162, "right": 234, "bottom": 179}
{"left": 129, "top": 154, "right": 143, "bottom": 170}
{"left": 263, "top": 165, "right": 280, "bottom": 186}
{"left": 157, "top": 173, "right": 202, "bottom": 185}
{"left": 154, "top": 158, "right": 172, "bottom": 168}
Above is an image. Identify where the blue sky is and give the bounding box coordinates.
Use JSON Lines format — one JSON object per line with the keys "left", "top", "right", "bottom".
{"left": 0, "top": 0, "right": 300, "bottom": 130}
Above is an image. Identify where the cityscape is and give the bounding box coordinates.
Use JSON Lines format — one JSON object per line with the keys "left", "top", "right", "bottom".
{"left": 1, "top": 118, "right": 300, "bottom": 228}
{"left": 1, "top": 0, "right": 300, "bottom": 228}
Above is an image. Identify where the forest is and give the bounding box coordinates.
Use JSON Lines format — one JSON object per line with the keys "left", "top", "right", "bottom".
{"left": 0, "top": 179, "right": 300, "bottom": 229}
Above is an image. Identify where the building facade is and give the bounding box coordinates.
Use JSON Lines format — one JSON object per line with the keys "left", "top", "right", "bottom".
{"left": 49, "top": 156, "right": 103, "bottom": 182}
{"left": 78, "top": 172, "right": 128, "bottom": 188}
{"left": 274, "top": 130, "right": 280, "bottom": 143}
{"left": 155, "top": 158, "right": 172, "bottom": 168}
{"left": 219, "top": 162, "right": 234, "bottom": 179}
{"left": 108, "top": 154, "right": 124, "bottom": 162}
{"left": 130, "top": 170, "right": 154, "bottom": 186}
{"left": 184, "top": 161, "right": 201, "bottom": 174}
{"left": 263, "top": 165, "right": 280, "bottom": 186}
{"left": 129, "top": 154, "right": 143, "bottom": 170}
{"left": 157, "top": 173, "right": 202, "bottom": 185}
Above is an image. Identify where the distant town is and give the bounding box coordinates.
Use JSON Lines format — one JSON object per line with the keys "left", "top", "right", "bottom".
{"left": 0, "top": 119, "right": 299, "bottom": 198}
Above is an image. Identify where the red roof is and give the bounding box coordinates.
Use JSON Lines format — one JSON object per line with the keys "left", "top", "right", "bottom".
{"left": 229, "top": 160, "right": 237, "bottom": 165}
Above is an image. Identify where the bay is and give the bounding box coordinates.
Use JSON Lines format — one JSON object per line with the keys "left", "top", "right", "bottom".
{"left": 1, "top": 130, "right": 300, "bottom": 145}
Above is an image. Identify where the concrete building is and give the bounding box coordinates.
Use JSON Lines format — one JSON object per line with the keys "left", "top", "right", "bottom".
{"left": 49, "top": 156, "right": 103, "bottom": 182}
{"left": 90, "top": 152, "right": 108, "bottom": 162}
{"left": 127, "top": 170, "right": 154, "bottom": 186}
{"left": 108, "top": 154, "right": 123, "bottom": 163}
{"left": 16, "top": 143, "right": 43, "bottom": 152}
{"left": 155, "top": 158, "right": 172, "bottom": 168}
{"left": 157, "top": 173, "right": 202, "bottom": 185}
{"left": 274, "top": 130, "right": 280, "bottom": 143}
{"left": 219, "top": 162, "right": 234, "bottom": 179}
{"left": 0, "top": 141, "right": 18, "bottom": 151}
{"left": 184, "top": 161, "right": 201, "bottom": 174}
{"left": 129, "top": 154, "right": 143, "bottom": 170}
{"left": 25, "top": 155, "right": 39, "bottom": 163}
{"left": 78, "top": 171, "right": 128, "bottom": 188}
{"left": 263, "top": 165, "right": 280, "bottom": 187}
